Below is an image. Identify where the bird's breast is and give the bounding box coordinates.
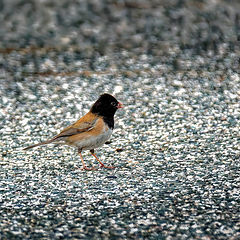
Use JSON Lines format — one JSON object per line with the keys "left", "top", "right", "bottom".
{"left": 67, "top": 119, "right": 113, "bottom": 150}
{"left": 77, "top": 128, "right": 112, "bottom": 150}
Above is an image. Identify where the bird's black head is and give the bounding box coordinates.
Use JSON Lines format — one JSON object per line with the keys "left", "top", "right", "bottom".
{"left": 90, "top": 93, "right": 123, "bottom": 118}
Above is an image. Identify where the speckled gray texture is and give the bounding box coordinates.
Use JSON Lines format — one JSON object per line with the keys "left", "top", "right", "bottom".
{"left": 0, "top": 0, "right": 240, "bottom": 239}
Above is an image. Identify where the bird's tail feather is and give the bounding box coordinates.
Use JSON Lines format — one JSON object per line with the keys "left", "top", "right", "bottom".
{"left": 23, "top": 139, "right": 55, "bottom": 150}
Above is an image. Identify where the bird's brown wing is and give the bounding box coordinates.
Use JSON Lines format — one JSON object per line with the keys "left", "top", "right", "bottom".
{"left": 53, "top": 111, "right": 99, "bottom": 140}
{"left": 24, "top": 112, "right": 98, "bottom": 150}
{"left": 53, "top": 120, "right": 97, "bottom": 139}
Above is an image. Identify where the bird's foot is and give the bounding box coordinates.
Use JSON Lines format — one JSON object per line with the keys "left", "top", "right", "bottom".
{"left": 100, "top": 164, "right": 115, "bottom": 169}
{"left": 81, "top": 166, "right": 96, "bottom": 171}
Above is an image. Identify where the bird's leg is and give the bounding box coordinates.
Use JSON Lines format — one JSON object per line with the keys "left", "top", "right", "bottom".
{"left": 78, "top": 149, "right": 95, "bottom": 171}
{"left": 90, "top": 149, "right": 115, "bottom": 169}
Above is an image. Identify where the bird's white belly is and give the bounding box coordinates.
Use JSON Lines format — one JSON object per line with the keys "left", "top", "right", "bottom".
{"left": 75, "top": 128, "right": 112, "bottom": 150}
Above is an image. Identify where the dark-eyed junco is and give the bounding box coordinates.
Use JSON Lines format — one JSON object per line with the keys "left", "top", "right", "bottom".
{"left": 24, "top": 93, "right": 123, "bottom": 170}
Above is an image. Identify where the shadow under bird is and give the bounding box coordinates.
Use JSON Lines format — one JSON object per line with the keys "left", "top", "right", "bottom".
{"left": 24, "top": 93, "right": 124, "bottom": 170}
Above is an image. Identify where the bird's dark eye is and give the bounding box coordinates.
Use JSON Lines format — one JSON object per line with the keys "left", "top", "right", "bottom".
{"left": 111, "top": 102, "right": 117, "bottom": 107}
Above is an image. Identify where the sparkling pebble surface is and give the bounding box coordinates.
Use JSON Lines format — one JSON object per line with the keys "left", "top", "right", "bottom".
{"left": 1, "top": 0, "right": 240, "bottom": 239}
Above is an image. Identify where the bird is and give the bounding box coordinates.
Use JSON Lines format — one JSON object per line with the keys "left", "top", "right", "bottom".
{"left": 24, "top": 93, "right": 124, "bottom": 170}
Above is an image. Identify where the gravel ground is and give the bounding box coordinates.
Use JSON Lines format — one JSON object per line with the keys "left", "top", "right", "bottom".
{"left": 0, "top": 0, "right": 240, "bottom": 239}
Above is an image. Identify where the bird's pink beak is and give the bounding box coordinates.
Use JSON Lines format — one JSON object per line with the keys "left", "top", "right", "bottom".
{"left": 117, "top": 102, "right": 124, "bottom": 109}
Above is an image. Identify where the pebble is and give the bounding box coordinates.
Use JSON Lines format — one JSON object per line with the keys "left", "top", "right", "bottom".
{"left": 0, "top": 0, "right": 240, "bottom": 239}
